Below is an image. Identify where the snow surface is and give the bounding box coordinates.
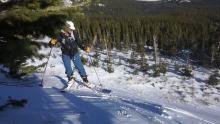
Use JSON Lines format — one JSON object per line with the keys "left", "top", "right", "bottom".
{"left": 0, "top": 38, "right": 220, "bottom": 124}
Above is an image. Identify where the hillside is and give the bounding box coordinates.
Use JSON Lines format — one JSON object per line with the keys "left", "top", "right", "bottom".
{"left": 0, "top": 0, "right": 220, "bottom": 124}
{"left": 0, "top": 43, "right": 220, "bottom": 124}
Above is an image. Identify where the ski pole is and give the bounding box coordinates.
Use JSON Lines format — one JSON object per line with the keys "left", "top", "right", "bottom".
{"left": 87, "top": 53, "right": 102, "bottom": 86}
{"left": 39, "top": 47, "right": 53, "bottom": 87}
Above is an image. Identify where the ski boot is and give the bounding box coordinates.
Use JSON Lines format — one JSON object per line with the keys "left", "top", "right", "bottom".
{"left": 60, "top": 76, "right": 76, "bottom": 92}
{"left": 82, "top": 76, "right": 95, "bottom": 89}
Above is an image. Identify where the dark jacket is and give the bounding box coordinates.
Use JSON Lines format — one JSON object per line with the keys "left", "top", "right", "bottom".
{"left": 57, "top": 31, "right": 85, "bottom": 56}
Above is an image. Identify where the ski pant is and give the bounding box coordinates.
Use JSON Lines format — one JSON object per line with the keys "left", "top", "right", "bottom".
{"left": 62, "top": 52, "right": 87, "bottom": 80}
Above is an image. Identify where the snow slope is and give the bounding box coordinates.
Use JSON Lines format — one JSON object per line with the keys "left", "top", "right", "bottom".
{"left": 0, "top": 38, "right": 220, "bottom": 123}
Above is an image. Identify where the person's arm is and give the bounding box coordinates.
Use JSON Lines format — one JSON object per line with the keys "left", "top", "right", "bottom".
{"left": 48, "top": 33, "right": 62, "bottom": 47}
{"left": 49, "top": 38, "right": 57, "bottom": 47}
{"left": 73, "top": 31, "right": 85, "bottom": 50}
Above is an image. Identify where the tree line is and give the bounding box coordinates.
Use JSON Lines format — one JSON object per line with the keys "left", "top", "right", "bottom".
{"left": 72, "top": 15, "right": 220, "bottom": 67}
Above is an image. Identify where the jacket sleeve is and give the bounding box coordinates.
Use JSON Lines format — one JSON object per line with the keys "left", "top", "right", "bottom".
{"left": 73, "top": 31, "right": 85, "bottom": 50}
{"left": 56, "top": 33, "right": 63, "bottom": 43}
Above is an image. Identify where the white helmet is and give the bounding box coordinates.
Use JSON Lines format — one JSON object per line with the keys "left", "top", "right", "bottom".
{"left": 65, "top": 20, "right": 75, "bottom": 30}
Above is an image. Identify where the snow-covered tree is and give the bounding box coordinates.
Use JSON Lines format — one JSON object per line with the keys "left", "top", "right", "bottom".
{"left": 63, "top": 0, "right": 72, "bottom": 7}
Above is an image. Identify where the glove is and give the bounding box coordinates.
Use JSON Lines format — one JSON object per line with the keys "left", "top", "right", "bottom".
{"left": 49, "top": 38, "right": 58, "bottom": 46}
{"left": 85, "top": 46, "right": 91, "bottom": 53}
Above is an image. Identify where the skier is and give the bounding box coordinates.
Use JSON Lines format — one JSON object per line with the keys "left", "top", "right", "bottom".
{"left": 49, "top": 20, "right": 91, "bottom": 91}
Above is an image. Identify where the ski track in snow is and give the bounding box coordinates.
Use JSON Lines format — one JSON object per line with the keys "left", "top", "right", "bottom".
{"left": 0, "top": 46, "right": 220, "bottom": 124}
{"left": 164, "top": 106, "right": 215, "bottom": 124}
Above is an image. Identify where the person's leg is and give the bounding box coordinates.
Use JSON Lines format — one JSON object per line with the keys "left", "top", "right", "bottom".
{"left": 72, "top": 53, "right": 88, "bottom": 82}
{"left": 62, "top": 54, "right": 73, "bottom": 81}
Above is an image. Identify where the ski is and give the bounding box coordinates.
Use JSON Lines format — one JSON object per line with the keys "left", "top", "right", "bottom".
{"left": 81, "top": 82, "right": 111, "bottom": 94}
{"left": 57, "top": 77, "right": 111, "bottom": 94}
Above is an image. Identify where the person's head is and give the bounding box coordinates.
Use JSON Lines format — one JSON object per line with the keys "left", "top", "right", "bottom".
{"left": 63, "top": 20, "right": 75, "bottom": 33}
